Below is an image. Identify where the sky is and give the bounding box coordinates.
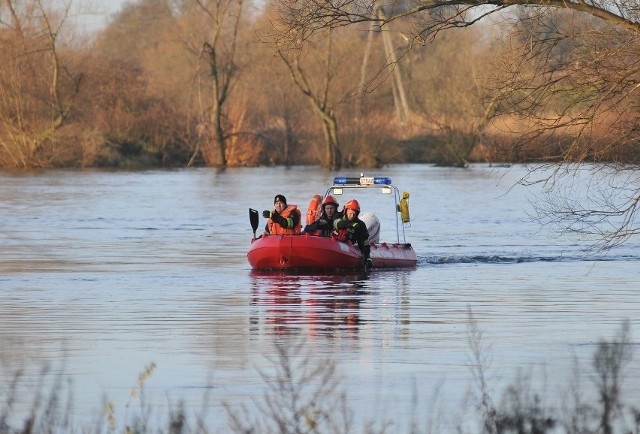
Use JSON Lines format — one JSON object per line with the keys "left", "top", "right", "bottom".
{"left": 71, "top": 0, "right": 129, "bottom": 32}
{"left": 69, "top": 0, "right": 268, "bottom": 33}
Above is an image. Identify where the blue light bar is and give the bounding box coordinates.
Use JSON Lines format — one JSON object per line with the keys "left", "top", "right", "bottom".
{"left": 333, "top": 177, "right": 348, "bottom": 185}
{"left": 332, "top": 176, "right": 392, "bottom": 186}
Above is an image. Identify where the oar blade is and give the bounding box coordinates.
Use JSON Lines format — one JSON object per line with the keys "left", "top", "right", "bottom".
{"left": 249, "top": 208, "right": 259, "bottom": 238}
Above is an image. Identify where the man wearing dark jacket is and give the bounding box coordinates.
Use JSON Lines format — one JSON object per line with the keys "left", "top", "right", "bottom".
{"left": 304, "top": 195, "right": 341, "bottom": 237}
{"left": 333, "top": 198, "right": 372, "bottom": 270}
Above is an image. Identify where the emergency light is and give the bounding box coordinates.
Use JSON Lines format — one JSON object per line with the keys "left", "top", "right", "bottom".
{"left": 332, "top": 176, "right": 392, "bottom": 186}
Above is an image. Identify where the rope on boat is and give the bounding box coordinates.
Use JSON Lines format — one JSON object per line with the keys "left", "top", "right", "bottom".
{"left": 279, "top": 235, "right": 293, "bottom": 265}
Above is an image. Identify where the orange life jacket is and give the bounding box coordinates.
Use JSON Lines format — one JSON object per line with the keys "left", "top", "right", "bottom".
{"left": 306, "top": 194, "right": 322, "bottom": 226}
{"left": 267, "top": 205, "right": 302, "bottom": 235}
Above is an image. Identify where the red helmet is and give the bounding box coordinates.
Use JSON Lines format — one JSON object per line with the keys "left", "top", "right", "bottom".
{"left": 322, "top": 195, "right": 339, "bottom": 209}
{"left": 344, "top": 199, "right": 360, "bottom": 212}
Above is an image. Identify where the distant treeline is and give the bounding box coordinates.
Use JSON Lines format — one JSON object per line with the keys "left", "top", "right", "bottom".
{"left": 1, "top": 0, "right": 638, "bottom": 170}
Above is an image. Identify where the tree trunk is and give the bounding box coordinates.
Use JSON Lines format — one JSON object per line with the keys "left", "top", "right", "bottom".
{"left": 320, "top": 109, "right": 340, "bottom": 170}
{"left": 207, "top": 43, "right": 227, "bottom": 168}
{"left": 378, "top": 8, "right": 410, "bottom": 125}
{"left": 211, "top": 99, "right": 227, "bottom": 168}
{"left": 356, "top": 19, "right": 377, "bottom": 121}
{"left": 283, "top": 114, "right": 291, "bottom": 166}
{"left": 277, "top": 43, "right": 341, "bottom": 170}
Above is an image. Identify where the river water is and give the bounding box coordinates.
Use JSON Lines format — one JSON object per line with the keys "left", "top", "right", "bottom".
{"left": 0, "top": 164, "right": 638, "bottom": 433}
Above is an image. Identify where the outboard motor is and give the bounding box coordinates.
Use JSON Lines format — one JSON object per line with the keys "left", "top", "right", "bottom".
{"left": 360, "top": 212, "right": 380, "bottom": 244}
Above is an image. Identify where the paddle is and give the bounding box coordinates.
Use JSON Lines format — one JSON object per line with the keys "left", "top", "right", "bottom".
{"left": 249, "top": 208, "right": 259, "bottom": 239}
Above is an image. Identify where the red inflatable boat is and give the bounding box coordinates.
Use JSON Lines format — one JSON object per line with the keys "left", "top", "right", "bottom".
{"left": 247, "top": 175, "right": 417, "bottom": 271}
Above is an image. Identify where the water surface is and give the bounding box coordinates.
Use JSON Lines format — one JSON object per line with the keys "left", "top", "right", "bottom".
{"left": 1, "top": 165, "right": 638, "bottom": 432}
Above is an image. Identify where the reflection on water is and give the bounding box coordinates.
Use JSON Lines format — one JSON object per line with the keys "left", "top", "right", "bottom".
{"left": 250, "top": 271, "right": 369, "bottom": 339}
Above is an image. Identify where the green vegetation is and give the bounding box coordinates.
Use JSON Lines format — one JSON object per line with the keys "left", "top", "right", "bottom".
{"left": 0, "top": 318, "right": 634, "bottom": 433}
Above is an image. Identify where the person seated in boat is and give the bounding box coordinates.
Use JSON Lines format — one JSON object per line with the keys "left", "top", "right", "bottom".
{"left": 333, "top": 199, "right": 373, "bottom": 270}
{"left": 303, "top": 195, "right": 342, "bottom": 237}
{"left": 262, "top": 194, "right": 302, "bottom": 235}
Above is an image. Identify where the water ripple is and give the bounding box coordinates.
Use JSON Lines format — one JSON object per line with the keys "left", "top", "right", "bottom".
{"left": 419, "top": 253, "right": 640, "bottom": 265}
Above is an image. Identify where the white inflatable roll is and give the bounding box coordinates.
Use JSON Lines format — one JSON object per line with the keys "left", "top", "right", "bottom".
{"left": 360, "top": 212, "right": 380, "bottom": 244}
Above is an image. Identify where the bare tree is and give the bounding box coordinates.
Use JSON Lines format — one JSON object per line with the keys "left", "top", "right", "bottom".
{"left": 90, "top": 0, "right": 195, "bottom": 167}
{"left": 178, "top": 0, "right": 246, "bottom": 169}
{"left": 491, "top": 10, "right": 640, "bottom": 250}
{"left": 268, "top": 23, "right": 343, "bottom": 170}
{"left": 0, "top": 0, "right": 82, "bottom": 168}
{"left": 273, "top": 0, "right": 640, "bottom": 249}
{"left": 377, "top": 7, "right": 411, "bottom": 125}
{"left": 401, "top": 24, "right": 497, "bottom": 167}
{"left": 274, "top": 0, "right": 640, "bottom": 37}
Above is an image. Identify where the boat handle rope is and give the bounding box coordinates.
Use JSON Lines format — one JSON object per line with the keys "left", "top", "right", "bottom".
{"left": 279, "top": 235, "right": 294, "bottom": 265}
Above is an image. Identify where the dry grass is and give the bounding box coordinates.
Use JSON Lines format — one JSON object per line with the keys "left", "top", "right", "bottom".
{"left": 0, "top": 320, "right": 635, "bottom": 434}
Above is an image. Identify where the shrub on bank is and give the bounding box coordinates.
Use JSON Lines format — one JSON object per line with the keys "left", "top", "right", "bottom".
{"left": 0, "top": 320, "right": 634, "bottom": 433}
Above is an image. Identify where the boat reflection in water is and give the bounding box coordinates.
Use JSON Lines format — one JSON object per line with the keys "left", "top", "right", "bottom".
{"left": 249, "top": 270, "right": 369, "bottom": 339}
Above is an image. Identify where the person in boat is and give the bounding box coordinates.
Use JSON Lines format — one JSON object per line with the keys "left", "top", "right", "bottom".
{"left": 333, "top": 199, "right": 372, "bottom": 270}
{"left": 262, "top": 194, "right": 302, "bottom": 235}
{"left": 303, "top": 195, "right": 342, "bottom": 237}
